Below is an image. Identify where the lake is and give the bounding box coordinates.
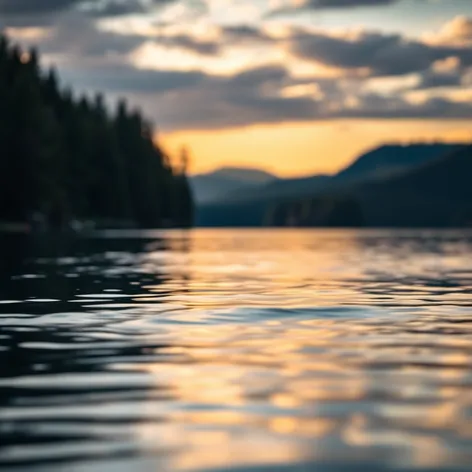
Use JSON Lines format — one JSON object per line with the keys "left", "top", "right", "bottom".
{"left": 1, "top": 229, "right": 472, "bottom": 472}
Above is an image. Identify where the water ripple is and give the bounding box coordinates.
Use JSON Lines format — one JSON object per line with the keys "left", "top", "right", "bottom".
{"left": 0, "top": 229, "right": 472, "bottom": 471}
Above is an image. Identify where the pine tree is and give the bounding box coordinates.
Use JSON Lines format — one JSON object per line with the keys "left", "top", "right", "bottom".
{"left": 0, "top": 34, "right": 194, "bottom": 229}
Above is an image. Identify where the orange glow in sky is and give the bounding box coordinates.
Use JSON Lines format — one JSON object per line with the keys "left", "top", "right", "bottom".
{"left": 162, "top": 119, "right": 472, "bottom": 177}
{"left": 6, "top": 0, "right": 471, "bottom": 179}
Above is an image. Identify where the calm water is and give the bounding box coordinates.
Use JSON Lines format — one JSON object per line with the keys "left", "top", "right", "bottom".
{"left": 1, "top": 229, "right": 472, "bottom": 472}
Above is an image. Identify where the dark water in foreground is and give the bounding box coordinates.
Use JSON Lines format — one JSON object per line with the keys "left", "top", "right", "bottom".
{"left": 1, "top": 229, "right": 472, "bottom": 472}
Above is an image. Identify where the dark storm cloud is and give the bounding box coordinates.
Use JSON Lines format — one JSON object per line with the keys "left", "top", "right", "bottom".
{"left": 288, "top": 30, "right": 472, "bottom": 75}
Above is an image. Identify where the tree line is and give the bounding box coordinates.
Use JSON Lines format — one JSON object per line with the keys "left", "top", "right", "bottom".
{"left": 0, "top": 35, "right": 193, "bottom": 229}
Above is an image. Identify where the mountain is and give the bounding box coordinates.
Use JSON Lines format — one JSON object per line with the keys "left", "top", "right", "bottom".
{"left": 209, "top": 167, "right": 277, "bottom": 183}
{"left": 201, "top": 143, "right": 462, "bottom": 207}
{"left": 355, "top": 144, "right": 472, "bottom": 227}
{"left": 220, "top": 174, "right": 331, "bottom": 204}
{"left": 190, "top": 167, "right": 277, "bottom": 204}
{"left": 268, "top": 145, "right": 472, "bottom": 228}
{"left": 336, "top": 143, "right": 464, "bottom": 181}
{"left": 196, "top": 142, "right": 466, "bottom": 226}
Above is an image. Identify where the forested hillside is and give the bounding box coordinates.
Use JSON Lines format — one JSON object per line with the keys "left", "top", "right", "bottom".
{"left": 191, "top": 167, "right": 277, "bottom": 204}
{"left": 267, "top": 145, "right": 472, "bottom": 228}
{"left": 197, "top": 143, "right": 467, "bottom": 227}
{"left": 0, "top": 36, "right": 193, "bottom": 229}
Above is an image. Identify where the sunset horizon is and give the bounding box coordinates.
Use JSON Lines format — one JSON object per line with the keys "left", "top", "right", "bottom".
{"left": 2, "top": 2, "right": 472, "bottom": 471}
{"left": 3, "top": 0, "right": 472, "bottom": 177}
{"left": 163, "top": 118, "right": 472, "bottom": 176}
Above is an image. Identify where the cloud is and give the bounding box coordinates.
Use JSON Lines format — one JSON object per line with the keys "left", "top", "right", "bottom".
{"left": 126, "top": 65, "right": 321, "bottom": 130}
{"left": 155, "top": 34, "right": 220, "bottom": 55}
{"left": 80, "top": 1, "right": 150, "bottom": 17}
{"left": 0, "top": 0, "right": 175, "bottom": 15}
{"left": 220, "top": 25, "right": 274, "bottom": 44}
{"left": 301, "top": 0, "right": 396, "bottom": 8}
{"left": 267, "top": 0, "right": 447, "bottom": 17}
{"left": 151, "top": 86, "right": 472, "bottom": 131}
{"left": 52, "top": 62, "right": 321, "bottom": 128}
{"left": 136, "top": 25, "right": 273, "bottom": 58}
{"left": 57, "top": 57, "right": 472, "bottom": 130}
{"left": 0, "top": 0, "right": 80, "bottom": 15}
{"left": 2, "top": 0, "right": 471, "bottom": 131}
{"left": 0, "top": 0, "right": 182, "bottom": 26}
{"left": 64, "top": 63, "right": 294, "bottom": 97}
{"left": 427, "top": 16, "right": 472, "bottom": 46}
{"left": 267, "top": 0, "right": 400, "bottom": 17}
{"left": 413, "top": 57, "right": 464, "bottom": 90}
{"left": 0, "top": 0, "right": 81, "bottom": 26}
{"left": 59, "top": 63, "right": 207, "bottom": 94}
{"left": 287, "top": 29, "right": 472, "bottom": 76}
{"left": 12, "top": 12, "right": 146, "bottom": 60}
{"left": 81, "top": 0, "right": 198, "bottom": 18}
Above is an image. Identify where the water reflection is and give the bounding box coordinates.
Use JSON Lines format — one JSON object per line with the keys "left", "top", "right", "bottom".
{"left": 1, "top": 229, "right": 472, "bottom": 471}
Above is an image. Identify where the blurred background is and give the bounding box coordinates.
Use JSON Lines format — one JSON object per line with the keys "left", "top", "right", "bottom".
{"left": 1, "top": 2, "right": 472, "bottom": 472}
{"left": 1, "top": 0, "right": 472, "bottom": 229}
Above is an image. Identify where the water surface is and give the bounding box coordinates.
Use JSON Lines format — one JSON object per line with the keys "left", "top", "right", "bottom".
{"left": 1, "top": 229, "right": 472, "bottom": 472}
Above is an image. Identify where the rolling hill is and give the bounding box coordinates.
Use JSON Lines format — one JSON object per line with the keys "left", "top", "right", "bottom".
{"left": 213, "top": 143, "right": 463, "bottom": 205}
{"left": 267, "top": 144, "right": 472, "bottom": 228}
{"left": 190, "top": 167, "right": 277, "bottom": 204}
{"left": 197, "top": 142, "right": 466, "bottom": 226}
{"left": 337, "top": 143, "right": 464, "bottom": 180}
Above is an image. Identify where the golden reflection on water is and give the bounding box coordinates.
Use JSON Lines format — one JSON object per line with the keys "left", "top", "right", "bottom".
{"left": 1, "top": 229, "right": 472, "bottom": 471}
{"left": 121, "top": 230, "right": 472, "bottom": 471}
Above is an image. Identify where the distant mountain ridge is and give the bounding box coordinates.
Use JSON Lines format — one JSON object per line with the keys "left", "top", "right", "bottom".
{"left": 196, "top": 142, "right": 468, "bottom": 227}
{"left": 190, "top": 166, "right": 277, "bottom": 204}
{"left": 336, "top": 143, "right": 464, "bottom": 181}
{"left": 197, "top": 143, "right": 462, "bottom": 207}
{"left": 209, "top": 167, "right": 277, "bottom": 182}
{"left": 355, "top": 144, "right": 472, "bottom": 227}
{"left": 269, "top": 144, "right": 472, "bottom": 228}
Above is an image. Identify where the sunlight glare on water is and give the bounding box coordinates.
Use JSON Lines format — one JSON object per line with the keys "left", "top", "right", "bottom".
{"left": 1, "top": 229, "right": 472, "bottom": 472}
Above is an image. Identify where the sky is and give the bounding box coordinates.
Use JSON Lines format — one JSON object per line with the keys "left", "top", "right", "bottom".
{"left": 2, "top": 0, "right": 472, "bottom": 176}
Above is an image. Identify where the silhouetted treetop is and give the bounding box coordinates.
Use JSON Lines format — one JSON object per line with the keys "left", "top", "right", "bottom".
{"left": 0, "top": 34, "right": 193, "bottom": 229}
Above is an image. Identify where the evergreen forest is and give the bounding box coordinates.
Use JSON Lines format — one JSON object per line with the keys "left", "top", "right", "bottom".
{"left": 0, "top": 35, "right": 193, "bottom": 229}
